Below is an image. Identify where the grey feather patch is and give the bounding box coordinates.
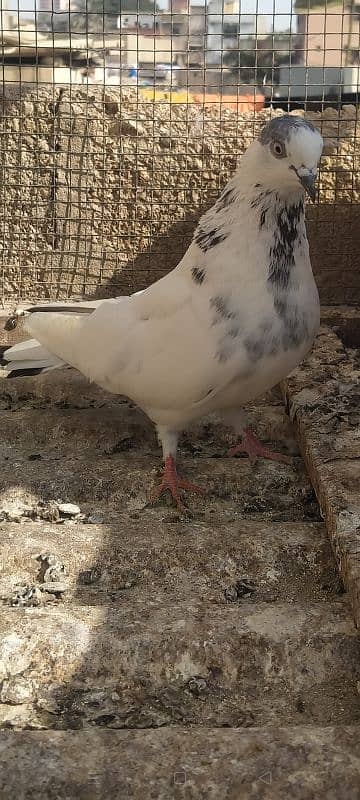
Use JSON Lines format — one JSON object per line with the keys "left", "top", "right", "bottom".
{"left": 244, "top": 338, "right": 264, "bottom": 362}
{"left": 259, "top": 115, "right": 316, "bottom": 147}
{"left": 216, "top": 348, "right": 231, "bottom": 364}
{"left": 245, "top": 297, "right": 309, "bottom": 363}
{"left": 210, "top": 296, "right": 237, "bottom": 323}
{"left": 191, "top": 267, "right": 206, "bottom": 285}
{"left": 245, "top": 332, "right": 267, "bottom": 362}
{"left": 227, "top": 324, "right": 241, "bottom": 339}
{"left": 194, "top": 226, "right": 227, "bottom": 253}
{"left": 215, "top": 330, "right": 240, "bottom": 364}
{"left": 274, "top": 297, "right": 309, "bottom": 350}
{"left": 244, "top": 320, "right": 280, "bottom": 363}
{"left": 212, "top": 305, "right": 241, "bottom": 362}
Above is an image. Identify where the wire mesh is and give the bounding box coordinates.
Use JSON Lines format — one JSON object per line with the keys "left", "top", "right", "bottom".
{"left": 0, "top": 0, "right": 359, "bottom": 305}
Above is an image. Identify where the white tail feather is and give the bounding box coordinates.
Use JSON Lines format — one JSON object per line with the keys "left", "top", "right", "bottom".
{"left": 4, "top": 339, "right": 58, "bottom": 362}
{"left": 1, "top": 338, "right": 66, "bottom": 377}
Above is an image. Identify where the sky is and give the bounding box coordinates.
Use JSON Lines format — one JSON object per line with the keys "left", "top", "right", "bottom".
{"left": 9, "top": 0, "right": 295, "bottom": 31}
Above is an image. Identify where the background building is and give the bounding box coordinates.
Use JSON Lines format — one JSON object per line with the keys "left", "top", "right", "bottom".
{"left": 295, "top": 3, "right": 360, "bottom": 66}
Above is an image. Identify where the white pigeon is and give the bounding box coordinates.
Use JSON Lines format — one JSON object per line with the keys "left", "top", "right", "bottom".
{"left": 1, "top": 115, "right": 323, "bottom": 508}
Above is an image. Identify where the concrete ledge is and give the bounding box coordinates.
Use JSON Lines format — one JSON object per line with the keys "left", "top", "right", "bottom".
{"left": 282, "top": 319, "right": 360, "bottom": 629}
{"left": 0, "top": 726, "right": 359, "bottom": 799}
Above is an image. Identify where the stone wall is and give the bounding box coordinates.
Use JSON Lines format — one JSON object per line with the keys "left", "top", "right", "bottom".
{"left": 0, "top": 86, "right": 359, "bottom": 305}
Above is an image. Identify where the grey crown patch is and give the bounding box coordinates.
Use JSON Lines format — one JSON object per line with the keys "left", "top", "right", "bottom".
{"left": 259, "top": 115, "right": 316, "bottom": 147}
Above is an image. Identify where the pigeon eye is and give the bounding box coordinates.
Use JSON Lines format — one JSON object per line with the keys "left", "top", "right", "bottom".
{"left": 271, "top": 140, "right": 286, "bottom": 159}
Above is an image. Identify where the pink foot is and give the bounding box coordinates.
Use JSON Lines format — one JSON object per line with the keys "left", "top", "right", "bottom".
{"left": 228, "top": 427, "right": 292, "bottom": 465}
{"left": 149, "top": 455, "right": 205, "bottom": 511}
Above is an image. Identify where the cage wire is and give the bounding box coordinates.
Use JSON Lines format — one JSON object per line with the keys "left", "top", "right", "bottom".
{"left": 0, "top": 0, "right": 359, "bottom": 306}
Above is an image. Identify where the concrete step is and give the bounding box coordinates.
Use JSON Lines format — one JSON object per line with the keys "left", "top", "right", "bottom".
{"left": 0, "top": 404, "right": 318, "bottom": 522}
{"left": 0, "top": 398, "right": 298, "bottom": 447}
{"left": 0, "top": 600, "right": 359, "bottom": 729}
{"left": 1, "top": 726, "right": 360, "bottom": 800}
{"left": 0, "top": 520, "right": 341, "bottom": 604}
{"left": 0, "top": 368, "right": 297, "bottom": 459}
{"left": 0, "top": 453, "right": 319, "bottom": 520}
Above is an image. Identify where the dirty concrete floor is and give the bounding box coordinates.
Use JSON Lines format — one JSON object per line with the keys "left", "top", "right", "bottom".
{"left": 0, "top": 364, "right": 359, "bottom": 797}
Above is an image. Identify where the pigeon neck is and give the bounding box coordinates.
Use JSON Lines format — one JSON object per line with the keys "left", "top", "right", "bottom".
{"left": 247, "top": 182, "right": 305, "bottom": 212}
{"left": 247, "top": 182, "right": 305, "bottom": 237}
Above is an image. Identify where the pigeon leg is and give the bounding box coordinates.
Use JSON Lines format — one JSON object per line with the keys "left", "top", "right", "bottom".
{"left": 149, "top": 454, "right": 205, "bottom": 510}
{"left": 228, "top": 427, "right": 292, "bottom": 464}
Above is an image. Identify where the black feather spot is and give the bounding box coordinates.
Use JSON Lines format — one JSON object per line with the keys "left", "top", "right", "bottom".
{"left": 27, "top": 305, "right": 96, "bottom": 315}
{"left": 250, "top": 190, "right": 274, "bottom": 230}
{"left": 260, "top": 208, "right": 268, "bottom": 228}
{"left": 0, "top": 345, "right": 10, "bottom": 365}
{"left": 216, "top": 186, "right": 236, "bottom": 211}
{"left": 191, "top": 267, "right": 206, "bottom": 285}
{"left": 194, "top": 226, "right": 227, "bottom": 253}
{"left": 250, "top": 189, "right": 272, "bottom": 210}
{"left": 195, "top": 386, "right": 214, "bottom": 402}
{"left": 7, "top": 367, "right": 44, "bottom": 379}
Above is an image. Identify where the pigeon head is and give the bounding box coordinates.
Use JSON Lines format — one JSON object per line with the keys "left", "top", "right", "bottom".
{"left": 251, "top": 116, "right": 323, "bottom": 201}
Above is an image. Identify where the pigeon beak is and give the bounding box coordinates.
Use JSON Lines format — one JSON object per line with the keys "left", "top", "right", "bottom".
{"left": 299, "top": 173, "right": 317, "bottom": 202}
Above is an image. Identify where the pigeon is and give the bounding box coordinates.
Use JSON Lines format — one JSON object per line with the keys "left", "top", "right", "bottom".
{"left": 1, "top": 115, "right": 323, "bottom": 509}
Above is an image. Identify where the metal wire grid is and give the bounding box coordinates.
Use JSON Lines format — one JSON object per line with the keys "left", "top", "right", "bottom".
{"left": 0, "top": 0, "right": 359, "bottom": 304}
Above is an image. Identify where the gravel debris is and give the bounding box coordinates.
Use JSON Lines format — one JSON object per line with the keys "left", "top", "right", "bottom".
{"left": 58, "top": 503, "right": 81, "bottom": 518}
{"left": 0, "top": 676, "right": 35, "bottom": 705}
{"left": 10, "top": 585, "right": 43, "bottom": 608}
